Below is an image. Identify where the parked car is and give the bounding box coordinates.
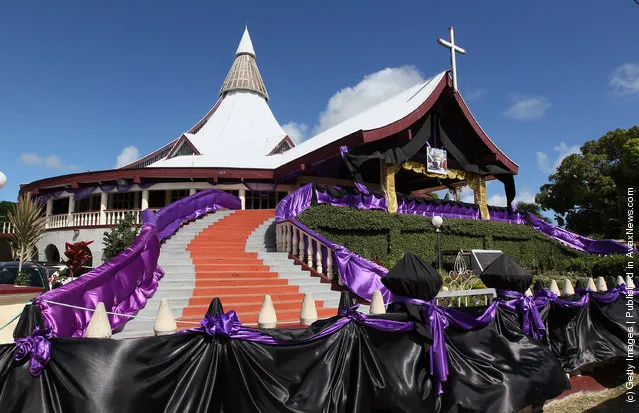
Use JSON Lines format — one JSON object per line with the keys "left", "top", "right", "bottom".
{"left": 0, "top": 261, "right": 51, "bottom": 291}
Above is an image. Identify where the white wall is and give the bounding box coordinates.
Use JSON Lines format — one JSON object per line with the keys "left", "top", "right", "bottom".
{"left": 36, "top": 228, "right": 109, "bottom": 265}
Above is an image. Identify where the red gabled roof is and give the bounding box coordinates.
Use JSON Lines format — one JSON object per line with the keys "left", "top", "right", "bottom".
{"left": 165, "top": 134, "right": 202, "bottom": 159}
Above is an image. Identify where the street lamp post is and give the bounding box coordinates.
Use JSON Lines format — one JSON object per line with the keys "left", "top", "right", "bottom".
{"left": 431, "top": 215, "right": 443, "bottom": 272}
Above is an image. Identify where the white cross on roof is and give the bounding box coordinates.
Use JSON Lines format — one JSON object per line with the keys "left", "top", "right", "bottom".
{"left": 437, "top": 27, "right": 466, "bottom": 92}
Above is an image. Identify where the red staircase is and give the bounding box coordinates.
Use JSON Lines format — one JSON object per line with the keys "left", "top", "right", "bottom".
{"left": 176, "top": 209, "right": 336, "bottom": 329}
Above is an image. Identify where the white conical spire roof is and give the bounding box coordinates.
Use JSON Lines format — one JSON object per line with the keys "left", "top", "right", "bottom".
{"left": 219, "top": 27, "right": 268, "bottom": 99}
{"left": 236, "top": 26, "right": 255, "bottom": 56}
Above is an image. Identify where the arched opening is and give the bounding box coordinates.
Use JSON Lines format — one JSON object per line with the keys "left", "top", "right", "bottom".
{"left": 31, "top": 247, "right": 39, "bottom": 262}
{"left": 45, "top": 244, "right": 61, "bottom": 263}
{"left": 84, "top": 246, "right": 93, "bottom": 268}
{"left": 0, "top": 239, "right": 12, "bottom": 261}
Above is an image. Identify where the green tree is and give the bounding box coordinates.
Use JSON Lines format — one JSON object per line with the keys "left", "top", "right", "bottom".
{"left": 515, "top": 201, "right": 551, "bottom": 223}
{"left": 8, "top": 195, "right": 46, "bottom": 273}
{"left": 102, "top": 214, "right": 139, "bottom": 262}
{"left": 0, "top": 201, "right": 16, "bottom": 221}
{"left": 536, "top": 126, "right": 639, "bottom": 238}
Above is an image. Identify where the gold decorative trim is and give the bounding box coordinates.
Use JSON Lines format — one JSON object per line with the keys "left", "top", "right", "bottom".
{"left": 382, "top": 163, "right": 401, "bottom": 213}
{"left": 466, "top": 173, "right": 490, "bottom": 220}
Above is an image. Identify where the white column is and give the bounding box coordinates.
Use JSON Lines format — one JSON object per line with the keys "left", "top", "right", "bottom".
{"left": 100, "top": 192, "right": 108, "bottom": 225}
{"left": 67, "top": 195, "right": 75, "bottom": 226}
{"left": 239, "top": 188, "right": 246, "bottom": 210}
{"left": 46, "top": 198, "right": 53, "bottom": 216}
{"left": 141, "top": 190, "right": 149, "bottom": 211}
{"left": 45, "top": 199, "right": 53, "bottom": 229}
{"left": 164, "top": 190, "right": 172, "bottom": 207}
{"left": 189, "top": 188, "right": 196, "bottom": 196}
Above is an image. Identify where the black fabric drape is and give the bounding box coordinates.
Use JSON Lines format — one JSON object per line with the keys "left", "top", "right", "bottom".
{"left": 545, "top": 294, "right": 639, "bottom": 379}
{"left": 339, "top": 113, "right": 518, "bottom": 214}
{"left": 480, "top": 254, "right": 533, "bottom": 293}
{"left": 0, "top": 319, "right": 440, "bottom": 413}
{"left": 342, "top": 116, "right": 432, "bottom": 186}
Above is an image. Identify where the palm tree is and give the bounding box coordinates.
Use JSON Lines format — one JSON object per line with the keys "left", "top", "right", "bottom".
{"left": 515, "top": 201, "right": 551, "bottom": 223}
{"left": 8, "top": 194, "right": 46, "bottom": 273}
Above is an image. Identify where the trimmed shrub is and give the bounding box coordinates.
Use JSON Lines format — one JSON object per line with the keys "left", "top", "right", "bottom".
{"left": 297, "top": 205, "right": 585, "bottom": 272}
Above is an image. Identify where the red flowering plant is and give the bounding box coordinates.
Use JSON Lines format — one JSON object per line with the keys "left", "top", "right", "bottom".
{"left": 64, "top": 240, "right": 94, "bottom": 279}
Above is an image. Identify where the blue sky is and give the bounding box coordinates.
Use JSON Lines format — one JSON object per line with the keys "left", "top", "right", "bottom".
{"left": 0, "top": 1, "right": 638, "bottom": 209}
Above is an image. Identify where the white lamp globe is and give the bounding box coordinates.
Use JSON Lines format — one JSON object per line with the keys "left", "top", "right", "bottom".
{"left": 431, "top": 215, "right": 443, "bottom": 229}
{"left": 0, "top": 171, "right": 6, "bottom": 189}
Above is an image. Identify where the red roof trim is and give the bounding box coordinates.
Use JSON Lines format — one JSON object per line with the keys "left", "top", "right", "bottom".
{"left": 188, "top": 98, "right": 223, "bottom": 134}
{"left": 267, "top": 136, "right": 296, "bottom": 156}
{"left": 452, "top": 93, "right": 519, "bottom": 174}
{"left": 166, "top": 134, "right": 202, "bottom": 159}
{"left": 19, "top": 168, "right": 274, "bottom": 196}
{"left": 361, "top": 75, "right": 449, "bottom": 142}
{"left": 120, "top": 138, "right": 179, "bottom": 169}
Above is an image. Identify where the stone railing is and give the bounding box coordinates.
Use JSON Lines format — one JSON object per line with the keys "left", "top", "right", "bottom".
{"left": 277, "top": 220, "right": 497, "bottom": 307}
{"left": 46, "top": 214, "right": 69, "bottom": 229}
{"left": 73, "top": 211, "right": 101, "bottom": 227}
{"left": 0, "top": 221, "right": 14, "bottom": 234}
{"left": 45, "top": 210, "right": 141, "bottom": 229}
{"left": 277, "top": 220, "right": 338, "bottom": 283}
{"left": 104, "top": 209, "right": 141, "bottom": 226}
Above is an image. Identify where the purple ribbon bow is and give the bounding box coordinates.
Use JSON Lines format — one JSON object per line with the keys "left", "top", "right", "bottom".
{"left": 423, "top": 302, "right": 450, "bottom": 394}
{"left": 392, "top": 296, "right": 450, "bottom": 394}
{"left": 497, "top": 290, "right": 546, "bottom": 342}
{"left": 338, "top": 304, "right": 367, "bottom": 323}
{"left": 14, "top": 327, "right": 52, "bottom": 377}
{"left": 200, "top": 310, "right": 242, "bottom": 338}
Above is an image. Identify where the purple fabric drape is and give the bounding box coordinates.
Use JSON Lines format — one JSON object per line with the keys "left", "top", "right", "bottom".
{"left": 14, "top": 327, "right": 52, "bottom": 377}
{"left": 496, "top": 290, "right": 546, "bottom": 341}
{"left": 155, "top": 188, "right": 241, "bottom": 241}
{"left": 292, "top": 219, "right": 392, "bottom": 303}
{"left": 275, "top": 184, "right": 314, "bottom": 222}
{"left": 36, "top": 210, "right": 164, "bottom": 338}
{"left": 188, "top": 305, "right": 414, "bottom": 346}
{"left": 527, "top": 212, "right": 635, "bottom": 255}
{"left": 39, "top": 183, "right": 157, "bottom": 202}
{"left": 36, "top": 189, "right": 241, "bottom": 338}
{"left": 392, "top": 295, "right": 499, "bottom": 394}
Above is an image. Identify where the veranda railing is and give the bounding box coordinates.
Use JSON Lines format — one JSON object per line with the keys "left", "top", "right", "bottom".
{"left": 276, "top": 220, "right": 496, "bottom": 307}
{"left": 0, "top": 221, "right": 13, "bottom": 234}
{"left": 45, "top": 209, "right": 142, "bottom": 229}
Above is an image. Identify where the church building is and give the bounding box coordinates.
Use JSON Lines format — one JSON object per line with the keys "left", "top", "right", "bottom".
{"left": 13, "top": 27, "right": 519, "bottom": 264}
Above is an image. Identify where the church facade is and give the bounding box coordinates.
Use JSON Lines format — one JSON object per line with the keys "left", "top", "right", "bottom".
{"left": 11, "top": 28, "right": 518, "bottom": 264}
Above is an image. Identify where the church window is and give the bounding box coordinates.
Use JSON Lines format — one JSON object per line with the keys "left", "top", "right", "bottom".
{"left": 111, "top": 192, "right": 137, "bottom": 210}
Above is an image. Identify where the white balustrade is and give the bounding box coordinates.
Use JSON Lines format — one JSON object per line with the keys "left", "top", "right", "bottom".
{"left": 105, "top": 210, "right": 141, "bottom": 226}
{"left": 298, "top": 230, "right": 305, "bottom": 262}
{"left": 276, "top": 222, "right": 338, "bottom": 283}
{"left": 0, "top": 221, "right": 14, "bottom": 234}
{"left": 73, "top": 211, "right": 101, "bottom": 227}
{"left": 306, "top": 235, "right": 313, "bottom": 268}
{"left": 292, "top": 227, "right": 298, "bottom": 256}
{"left": 47, "top": 214, "right": 69, "bottom": 229}
{"left": 43, "top": 209, "right": 140, "bottom": 229}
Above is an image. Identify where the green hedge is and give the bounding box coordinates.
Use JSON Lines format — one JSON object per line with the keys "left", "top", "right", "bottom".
{"left": 297, "top": 205, "right": 586, "bottom": 273}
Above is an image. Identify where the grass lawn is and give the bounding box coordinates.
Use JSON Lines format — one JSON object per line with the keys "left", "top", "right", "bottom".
{"left": 542, "top": 384, "right": 632, "bottom": 412}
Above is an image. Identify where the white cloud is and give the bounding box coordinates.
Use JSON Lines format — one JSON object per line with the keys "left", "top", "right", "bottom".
{"left": 463, "top": 89, "right": 485, "bottom": 102}
{"left": 282, "top": 122, "right": 309, "bottom": 144}
{"left": 487, "top": 189, "right": 536, "bottom": 207}
{"left": 609, "top": 62, "right": 639, "bottom": 99}
{"left": 536, "top": 142, "right": 580, "bottom": 175}
{"left": 315, "top": 66, "right": 424, "bottom": 133}
{"left": 503, "top": 96, "right": 552, "bottom": 120}
{"left": 460, "top": 186, "right": 475, "bottom": 203}
{"left": 115, "top": 146, "right": 140, "bottom": 168}
{"left": 19, "top": 153, "right": 77, "bottom": 170}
